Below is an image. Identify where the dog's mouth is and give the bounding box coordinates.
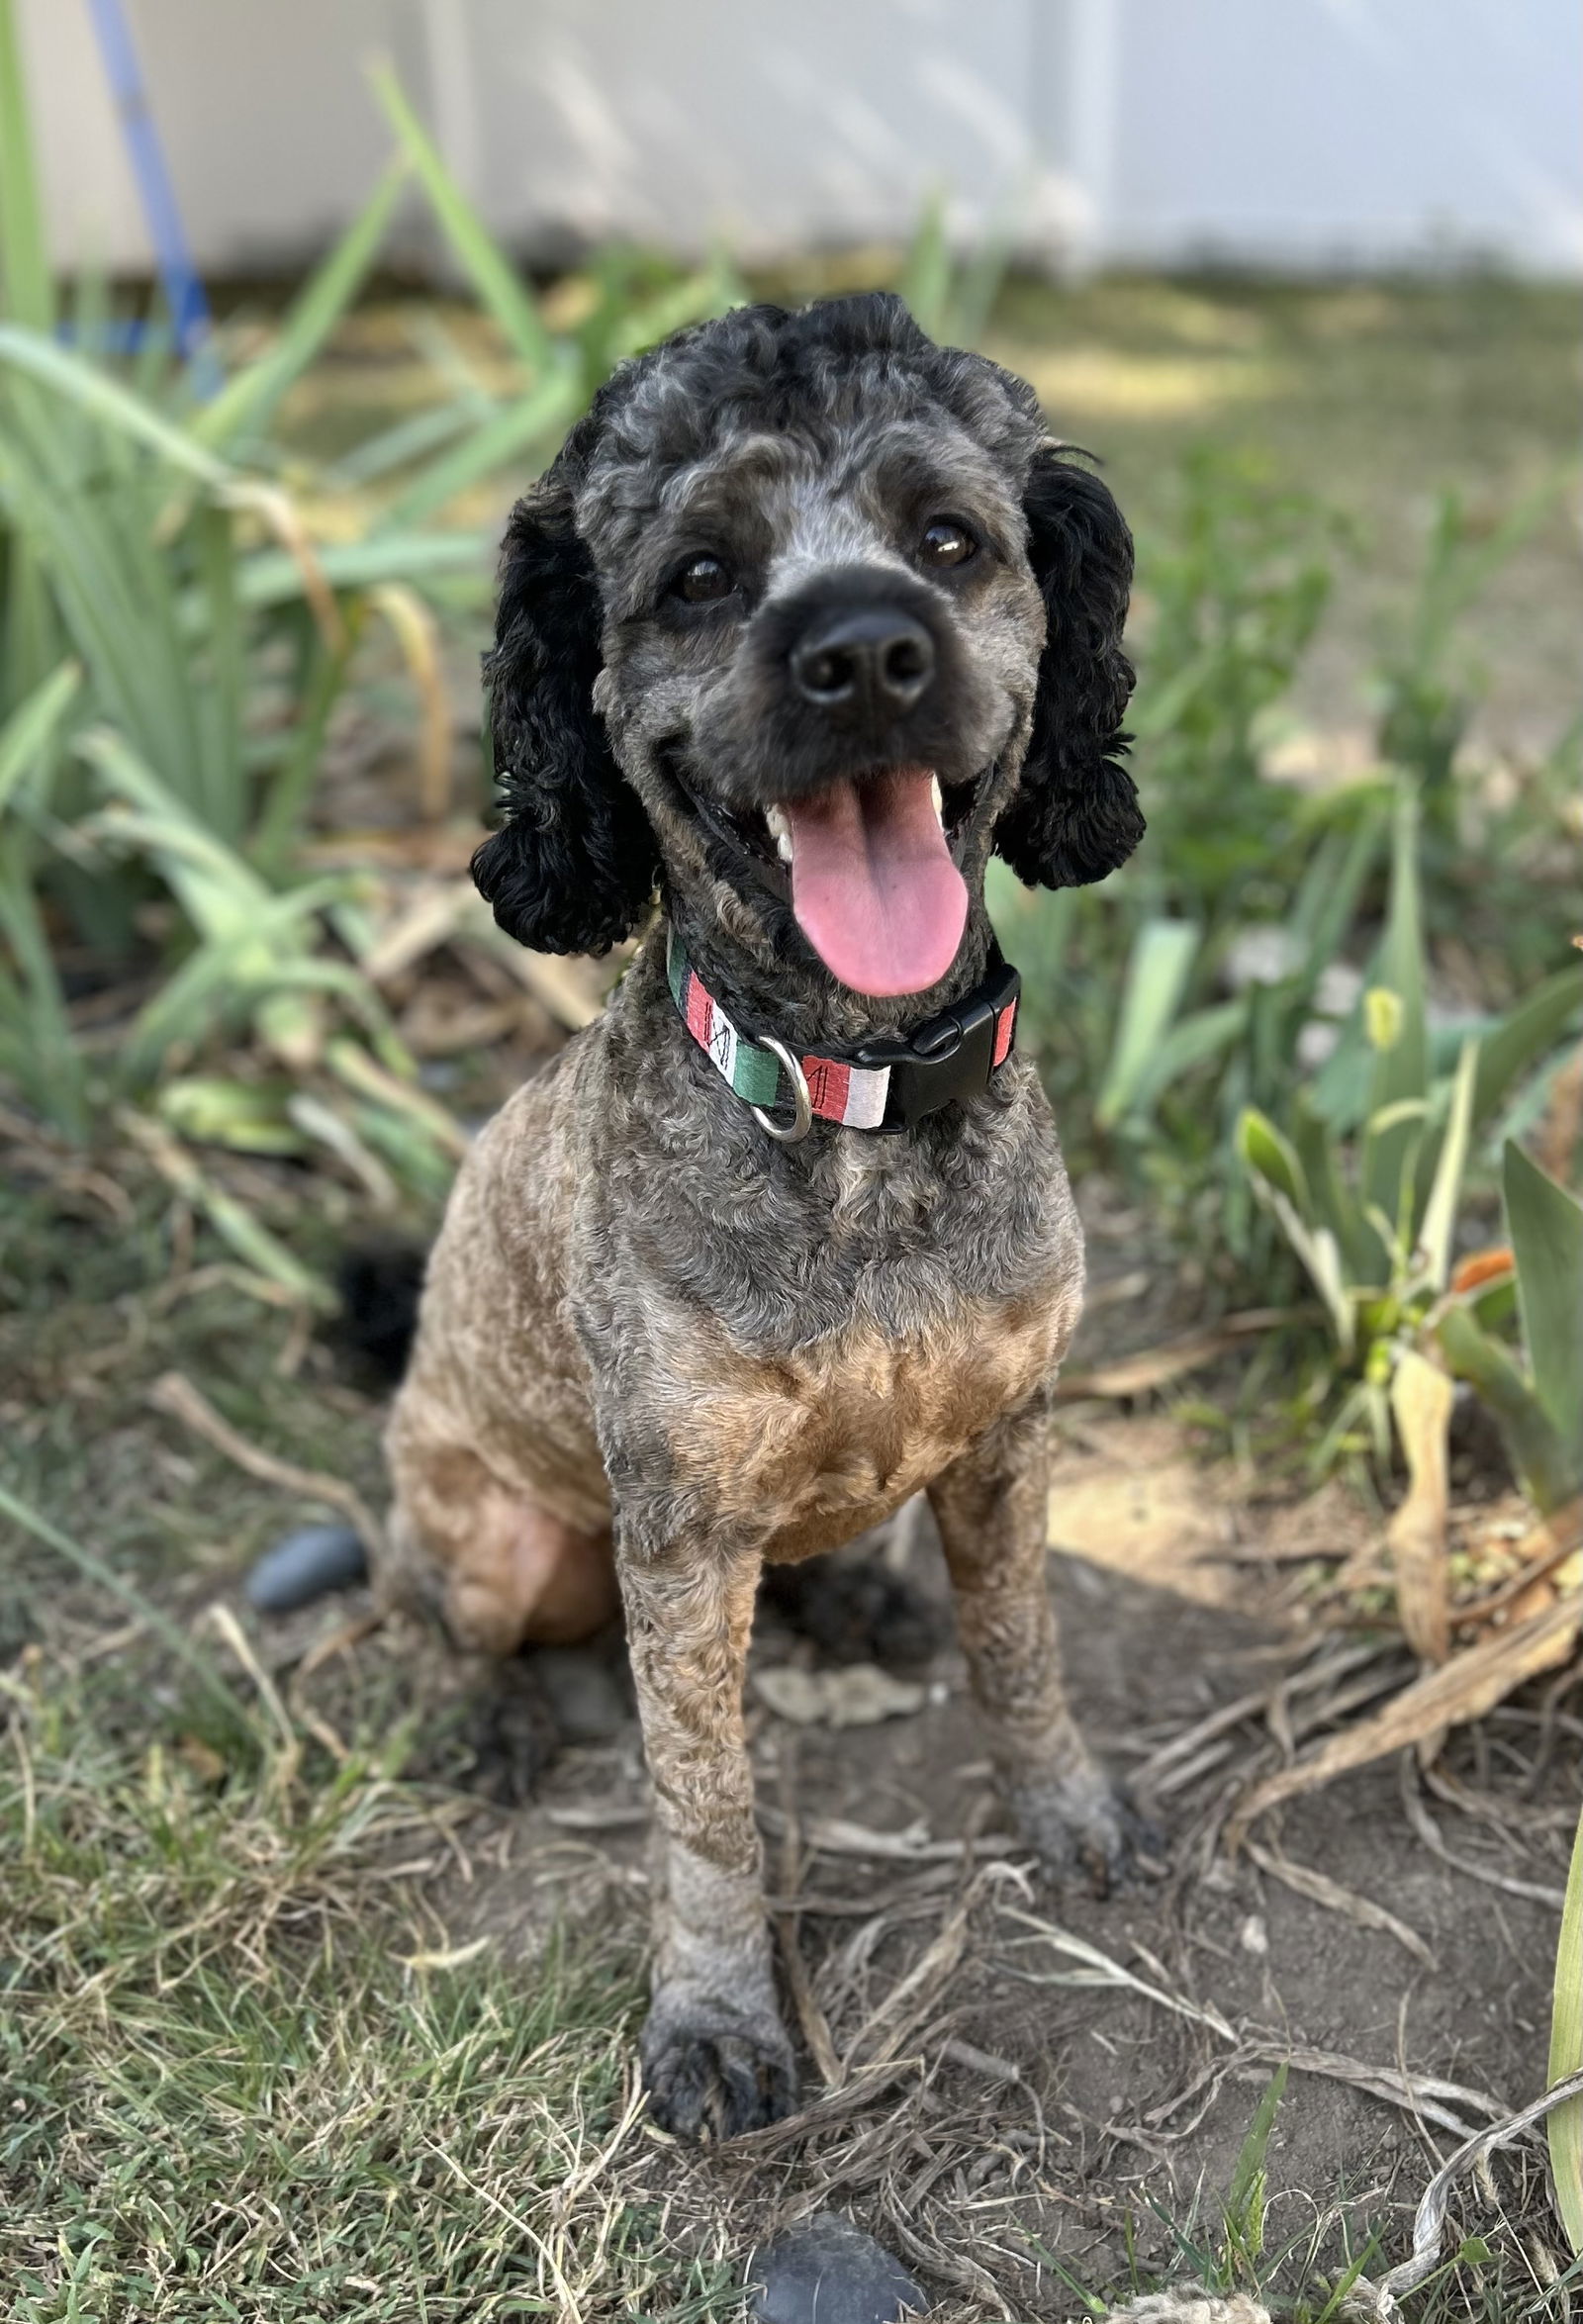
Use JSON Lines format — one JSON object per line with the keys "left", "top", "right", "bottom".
{"left": 703, "top": 769, "right": 976, "bottom": 998}
{"left": 772, "top": 770, "right": 969, "bottom": 997}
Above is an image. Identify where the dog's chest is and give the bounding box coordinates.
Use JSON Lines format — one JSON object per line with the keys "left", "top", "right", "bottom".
{"left": 651, "top": 1285, "right": 1070, "bottom": 1560}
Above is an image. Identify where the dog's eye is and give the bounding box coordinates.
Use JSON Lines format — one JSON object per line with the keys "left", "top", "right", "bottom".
{"left": 671, "top": 554, "right": 734, "bottom": 604}
{"left": 917, "top": 518, "right": 977, "bottom": 570}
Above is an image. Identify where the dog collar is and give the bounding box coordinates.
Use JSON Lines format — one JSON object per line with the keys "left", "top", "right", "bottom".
{"left": 666, "top": 924, "right": 1019, "bottom": 1144}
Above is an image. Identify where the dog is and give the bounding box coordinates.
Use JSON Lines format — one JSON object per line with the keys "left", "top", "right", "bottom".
{"left": 380, "top": 291, "right": 1148, "bottom": 2140}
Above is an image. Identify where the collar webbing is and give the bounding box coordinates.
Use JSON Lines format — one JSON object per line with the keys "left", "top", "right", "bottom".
{"left": 665, "top": 924, "right": 1019, "bottom": 1136}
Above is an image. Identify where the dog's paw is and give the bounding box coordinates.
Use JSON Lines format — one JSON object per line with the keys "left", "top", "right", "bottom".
{"left": 1007, "top": 1762, "right": 1165, "bottom": 1899}
{"left": 640, "top": 1989, "right": 796, "bottom": 2140}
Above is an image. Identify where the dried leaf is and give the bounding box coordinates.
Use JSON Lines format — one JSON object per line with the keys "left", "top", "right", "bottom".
{"left": 1449, "top": 1246, "right": 1514, "bottom": 1295}
{"left": 1387, "top": 1348, "right": 1455, "bottom": 1662}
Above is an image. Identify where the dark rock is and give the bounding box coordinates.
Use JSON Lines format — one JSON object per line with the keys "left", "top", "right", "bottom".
{"left": 749, "top": 2211, "right": 927, "bottom": 2323}
{"left": 244, "top": 1524, "right": 368, "bottom": 1613}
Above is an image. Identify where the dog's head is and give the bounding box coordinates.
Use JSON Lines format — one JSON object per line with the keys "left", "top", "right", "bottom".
{"left": 474, "top": 293, "right": 1140, "bottom": 1000}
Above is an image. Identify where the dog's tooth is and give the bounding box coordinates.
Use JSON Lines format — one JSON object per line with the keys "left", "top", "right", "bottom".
{"left": 766, "top": 804, "right": 794, "bottom": 864}
{"left": 930, "top": 776, "right": 944, "bottom": 826}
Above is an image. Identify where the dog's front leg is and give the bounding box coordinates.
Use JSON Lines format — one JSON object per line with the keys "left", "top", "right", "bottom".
{"left": 617, "top": 1533, "right": 795, "bottom": 2137}
{"left": 928, "top": 1393, "right": 1155, "bottom": 1895}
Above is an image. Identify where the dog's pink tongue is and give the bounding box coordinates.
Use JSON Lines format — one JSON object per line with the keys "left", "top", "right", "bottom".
{"left": 781, "top": 769, "right": 968, "bottom": 997}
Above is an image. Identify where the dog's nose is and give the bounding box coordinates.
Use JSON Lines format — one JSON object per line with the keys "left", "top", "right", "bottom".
{"left": 791, "top": 605, "right": 936, "bottom": 718}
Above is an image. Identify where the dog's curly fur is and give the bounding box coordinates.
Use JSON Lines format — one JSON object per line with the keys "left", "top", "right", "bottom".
{"left": 380, "top": 293, "right": 1148, "bottom": 2140}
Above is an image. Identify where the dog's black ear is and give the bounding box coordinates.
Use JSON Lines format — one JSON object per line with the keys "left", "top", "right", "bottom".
{"left": 994, "top": 447, "right": 1143, "bottom": 889}
{"left": 471, "top": 469, "right": 660, "bottom": 954}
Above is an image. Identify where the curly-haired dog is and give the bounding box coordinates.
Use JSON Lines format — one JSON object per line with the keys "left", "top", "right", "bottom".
{"left": 382, "top": 292, "right": 1147, "bottom": 2138}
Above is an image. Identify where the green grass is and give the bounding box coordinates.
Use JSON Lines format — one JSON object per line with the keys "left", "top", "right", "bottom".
{"left": 0, "top": 1665, "right": 746, "bottom": 2323}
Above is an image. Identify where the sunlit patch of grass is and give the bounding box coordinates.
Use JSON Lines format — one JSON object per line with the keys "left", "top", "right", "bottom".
{"left": 1015, "top": 347, "right": 1283, "bottom": 423}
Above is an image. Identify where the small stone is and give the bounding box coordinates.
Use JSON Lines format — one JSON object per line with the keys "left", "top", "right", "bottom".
{"left": 749, "top": 2211, "right": 927, "bottom": 2323}
{"left": 244, "top": 1524, "right": 368, "bottom": 1613}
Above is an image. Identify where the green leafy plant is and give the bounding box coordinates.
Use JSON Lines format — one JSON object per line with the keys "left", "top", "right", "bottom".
{"left": 1238, "top": 785, "right": 1583, "bottom": 1460}
{"left": 0, "top": 10, "right": 741, "bottom": 1230}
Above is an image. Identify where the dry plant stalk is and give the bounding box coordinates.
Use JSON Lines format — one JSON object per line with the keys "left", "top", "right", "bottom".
{"left": 148, "top": 1368, "right": 385, "bottom": 1560}
{"left": 1385, "top": 1348, "right": 1454, "bottom": 1663}
{"left": 1230, "top": 1586, "right": 1583, "bottom": 1843}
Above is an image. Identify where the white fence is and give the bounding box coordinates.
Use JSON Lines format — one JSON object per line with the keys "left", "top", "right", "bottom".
{"left": 25, "top": 0, "right": 1583, "bottom": 279}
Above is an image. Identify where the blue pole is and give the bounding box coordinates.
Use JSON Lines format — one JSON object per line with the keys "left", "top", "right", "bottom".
{"left": 84, "top": 0, "right": 220, "bottom": 394}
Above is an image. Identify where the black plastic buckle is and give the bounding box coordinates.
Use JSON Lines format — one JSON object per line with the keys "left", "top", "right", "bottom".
{"left": 854, "top": 958, "right": 1021, "bottom": 1130}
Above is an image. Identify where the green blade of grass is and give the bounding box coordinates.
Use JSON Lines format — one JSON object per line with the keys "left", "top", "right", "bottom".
{"left": 1435, "top": 1300, "right": 1576, "bottom": 1516}
{"left": 232, "top": 528, "right": 493, "bottom": 612}
{"left": 1360, "top": 782, "right": 1431, "bottom": 1225}
{"left": 1473, "top": 964, "right": 1583, "bottom": 1130}
{"left": 0, "top": 1480, "right": 250, "bottom": 1728}
{"left": 1417, "top": 1035, "right": 1479, "bottom": 1293}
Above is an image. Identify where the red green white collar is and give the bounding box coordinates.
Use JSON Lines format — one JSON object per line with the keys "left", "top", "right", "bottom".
{"left": 666, "top": 924, "right": 1018, "bottom": 1141}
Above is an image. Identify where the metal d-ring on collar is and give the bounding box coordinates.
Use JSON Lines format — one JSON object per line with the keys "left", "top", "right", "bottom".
{"left": 751, "top": 1039, "right": 812, "bottom": 1144}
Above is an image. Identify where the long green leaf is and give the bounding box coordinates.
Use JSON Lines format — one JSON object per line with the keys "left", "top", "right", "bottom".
{"left": 0, "top": 325, "right": 234, "bottom": 489}
{"left": 386, "top": 355, "right": 582, "bottom": 525}
{"left": 1128, "top": 997, "right": 1247, "bottom": 1117}
{"left": 1473, "top": 965, "right": 1583, "bottom": 1129}
{"left": 1505, "top": 1142, "right": 1583, "bottom": 1470}
{"left": 1549, "top": 1806, "right": 1583, "bottom": 2260}
{"left": 1360, "top": 784, "right": 1430, "bottom": 1222}
{"left": 1416, "top": 1037, "right": 1477, "bottom": 1293}
{"left": 232, "top": 530, "right": 493, "bottom": 611}
{"left": 0, "top": 658, "right": 81, "bottom": 813}
{"left": 0, "top": 0, "right": 51, "bottom": 329}
{"left": 193, "top": 160, "right": 410, "bottom": 451}
{"left": 0, "top": 872, "right": 88, "bottom": 1136}
{"left": 1096, "top": 919, "right": 1199, "bottom": 1128}
{"left": 369, "top": 61, "right": 556, "bottom": 373}
{"left": 1436, "top": 1301, "right": 1576, "bottom": 1515}
{"left": 1291, "top": 1096, "right": 1373, "bottom": 1283}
